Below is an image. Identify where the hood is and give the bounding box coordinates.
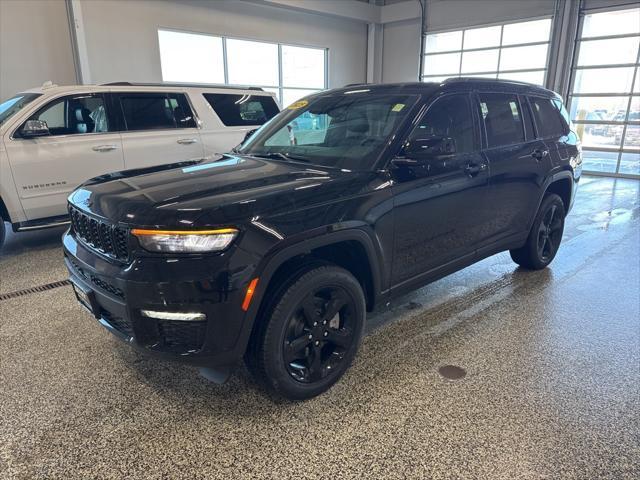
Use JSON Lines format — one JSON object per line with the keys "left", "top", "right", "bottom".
{"left": 68, "top": 154, "right": 372, "bottom": 227}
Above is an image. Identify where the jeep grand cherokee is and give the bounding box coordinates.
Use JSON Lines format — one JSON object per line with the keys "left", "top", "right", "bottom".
{"left": 63, "top": 79, "right": 581, "bottom": 400}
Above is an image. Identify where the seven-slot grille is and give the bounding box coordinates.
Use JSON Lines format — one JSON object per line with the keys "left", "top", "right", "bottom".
{"left": 69, "top": 206, "right": 130, "bottom": 261}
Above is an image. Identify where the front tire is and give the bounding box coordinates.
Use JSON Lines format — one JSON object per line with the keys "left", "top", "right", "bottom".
{"left": 510, "top": 193, "right": 565, "bottom": 270}
{"left": 246, "top": 264, "right": 366, "bottom": 401}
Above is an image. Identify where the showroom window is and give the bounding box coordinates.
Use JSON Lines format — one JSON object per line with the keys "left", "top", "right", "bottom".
{"left": 422, "top": 18, "right": 552, "bottom": 86}
{"left": 567, "top": 7, "right": 640, "bottom": 177}
{"left": 158, "top": 29, "right": 327, "bottom": 107}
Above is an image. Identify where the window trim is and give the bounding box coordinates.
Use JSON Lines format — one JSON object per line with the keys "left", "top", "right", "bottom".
{"left": 11, "top": 92, "right": 113, "bottom": 140}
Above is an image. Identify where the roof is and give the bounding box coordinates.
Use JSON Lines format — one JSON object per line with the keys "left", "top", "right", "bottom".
{"left": 334, "top": 78, "right": 558, "bottom": 97}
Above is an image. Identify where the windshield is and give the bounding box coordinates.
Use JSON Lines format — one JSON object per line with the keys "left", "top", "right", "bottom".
{"left": 0, "top": 93, "right": 41, "bottom": 127}
{"left": 239, "top": 92, "right": 419, "bottom": 170}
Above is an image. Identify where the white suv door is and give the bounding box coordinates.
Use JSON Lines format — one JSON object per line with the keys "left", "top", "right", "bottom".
{"left": 4, "top": 92, "right": 124, "bottom": 220}
{"left": 116, "top": 92, "right": 204, "bottom": 169}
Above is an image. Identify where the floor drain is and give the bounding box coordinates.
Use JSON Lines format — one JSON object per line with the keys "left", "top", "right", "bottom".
{"left": 438, "top": 365, "right": 467, "bottom": 380}
{"left": 0, "top": 280, "right": 71, "bottom": 301}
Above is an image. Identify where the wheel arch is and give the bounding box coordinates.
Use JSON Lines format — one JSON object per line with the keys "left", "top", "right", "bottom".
{"left": 236, "top": 228, "right": 384, "bottom": 359}
{"left": 528, "top": 169, "right": 574, "bottom": 232}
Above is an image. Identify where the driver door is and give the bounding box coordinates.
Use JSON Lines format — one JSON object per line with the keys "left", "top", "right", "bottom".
{"left": 390, "top": 93, "right": 490, "bottom": 287}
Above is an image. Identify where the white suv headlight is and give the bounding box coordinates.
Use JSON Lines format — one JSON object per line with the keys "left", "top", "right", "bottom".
{"left": 132, "top": 228, "right": 238, "bottom": 253}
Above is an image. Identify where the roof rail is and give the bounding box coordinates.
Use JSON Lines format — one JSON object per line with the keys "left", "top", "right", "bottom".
{"left": 444, "top": 77, "right": 537, "bottom": 87}
{"left": 100, "top": 81, "right": 264, "bottom": 91}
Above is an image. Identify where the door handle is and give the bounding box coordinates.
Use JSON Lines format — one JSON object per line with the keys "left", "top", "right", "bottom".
{"left": 531, "top": 149, "right": 549, "bottom": 161}
{"left": 464, "top": 162, "right": 486, "bottom": 177}
{"left": 177, "top": 138, "right": 198, "bottom": 145}
{"left": 92, "top": 144, "right": 117, "bottom": 152}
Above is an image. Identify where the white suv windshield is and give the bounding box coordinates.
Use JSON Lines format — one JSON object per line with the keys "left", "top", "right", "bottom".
{"left": 0, "top": 93, "right": 42, "bottom": 126}
{"left": 240, "top": 93, "right": 419, "bottom": 170}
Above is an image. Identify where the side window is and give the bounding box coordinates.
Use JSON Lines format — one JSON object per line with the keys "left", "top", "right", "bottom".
{"left": 120, "top": 92, "right": 195, "bottom": 131}
{"left": 478, "top": 93, "right": 525, "bottom": 148}
{"left": 408, "top": 94, "right": 475, "bottom": 153}
{"left": 203, "top": 93, "right": 280, "bottom": 127}
{"left": 27, "top": 94, "right": 109, "bottom": 136}
{"left": 167, "top": 93, "right": 197, "bottom": 128}
{"left": 529, "top": 96, "right": 568, "bottom": 138}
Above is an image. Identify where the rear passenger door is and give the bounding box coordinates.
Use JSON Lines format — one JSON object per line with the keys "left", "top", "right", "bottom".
{"left": 115, "top": 92, "right": 204, "bottom": 169}
{"left": 528, "top": 95, "right": 572, "bottom": 171}
{"left": 477, "top": 92, "right": 550, "bottom": 242}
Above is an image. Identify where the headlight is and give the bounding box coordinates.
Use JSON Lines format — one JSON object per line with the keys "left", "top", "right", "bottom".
{"left": 131, "top": 228, "right": 238, "bottom": 253}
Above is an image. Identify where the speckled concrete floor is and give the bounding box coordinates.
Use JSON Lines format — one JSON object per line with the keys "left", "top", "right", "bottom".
{"left": 1, "top": 177, "right": 639, "bottom": 480}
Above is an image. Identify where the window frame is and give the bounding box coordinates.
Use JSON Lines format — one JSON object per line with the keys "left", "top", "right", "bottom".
{"left": 157, "top": 28, "right": 328, "bottom": 107}
{"left": 13, "top": 92, "right": 113, "bottom": 140}
{"left": 404, "top": 92, "right": 481, "bottom": 155}
{"left": 421, "top": 16, "right": 554, "bottom": 87}
{"left": 475, "top": 91, "right": 528, "bottom": 150}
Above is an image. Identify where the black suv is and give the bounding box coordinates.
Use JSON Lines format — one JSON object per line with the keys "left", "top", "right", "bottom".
{"left": 64, "top": 79, "right": 581, "bottom": 400}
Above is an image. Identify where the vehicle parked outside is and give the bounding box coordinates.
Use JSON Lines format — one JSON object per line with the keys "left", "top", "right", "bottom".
{"left": 63, "top": 79, "right": 582, "bottom": 400}
{"left": 0, "top": 82, "right": 279, "bottom": 248}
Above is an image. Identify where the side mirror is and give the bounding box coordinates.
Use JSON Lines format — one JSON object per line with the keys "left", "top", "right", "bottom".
{"left": 403, "top": 136, "right": 456, "bottom": 159}
{"left": 21, "top": 119, "right": 50, "bottom": 138}
{"left": 242, "top": 128, "right": 259, "bottom": 144}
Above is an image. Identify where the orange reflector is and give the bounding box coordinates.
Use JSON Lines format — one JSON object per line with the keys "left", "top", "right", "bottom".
{"left": 242, "top": 278, "right": 259, "bottom": 312}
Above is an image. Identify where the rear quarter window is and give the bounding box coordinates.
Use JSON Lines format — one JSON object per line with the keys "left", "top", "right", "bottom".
{"left": 529, "top": 96, "right": 568, "bottom": 138}
{"left": 203, "top": 93, "right": 279, "bottom": 126}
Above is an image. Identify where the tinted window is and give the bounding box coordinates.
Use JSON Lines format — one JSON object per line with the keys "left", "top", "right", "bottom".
{"left": 478, "top": 93, "right": 525, "bottom": 147}
{"left": 203, "top": 93, "right": 279, "bottom": 126}
{"left": 529, "top": 96, "right": 567, "bottom": 138}
{"left": 521, "top": 97, "right": 536, "bottom": 140}
{"left": 239, "top": 93, "right": 419, "bottom": 170}
{"left": 409, "top": 94, "right": 475, "bottom": 153}
{"left": 120, "top": 92, "right": 196, "bottom": 131}
{"left": 26, "top": 94, "right": 109, "bottom": 136}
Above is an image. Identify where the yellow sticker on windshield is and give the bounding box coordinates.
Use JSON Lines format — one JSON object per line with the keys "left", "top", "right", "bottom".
{"left": 287, "top": 100, "right": 309, "bottom": 110}
{"left": 391, "top": 103, "right": 405, "bottom": 112}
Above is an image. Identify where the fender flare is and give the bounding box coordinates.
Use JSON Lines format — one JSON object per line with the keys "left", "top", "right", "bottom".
{"left": 233, "top": 227, "right": 384, "bottom": 357}
{"left": 527, "top": 168, "right": 574, "bottom": 232}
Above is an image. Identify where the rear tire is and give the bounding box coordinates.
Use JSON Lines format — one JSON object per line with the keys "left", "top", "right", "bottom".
{"left": 510, "top": 193, "right": 565, "bottom": 270}
{"left": 246, "top": 264, "right": 366, "bottom": 401}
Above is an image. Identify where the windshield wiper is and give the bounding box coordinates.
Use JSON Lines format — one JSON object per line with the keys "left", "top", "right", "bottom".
{"left": 249, "top": 152, "right": 311, "bottom": 163}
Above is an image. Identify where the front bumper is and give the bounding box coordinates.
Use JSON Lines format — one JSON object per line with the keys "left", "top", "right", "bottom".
{"left": 63, "top": 231, "right": 256, "bottom": 368}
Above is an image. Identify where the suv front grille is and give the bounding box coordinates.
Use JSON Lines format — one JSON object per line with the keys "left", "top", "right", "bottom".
{"left": 69, "top": 206, "right": 130, "bottom": 261}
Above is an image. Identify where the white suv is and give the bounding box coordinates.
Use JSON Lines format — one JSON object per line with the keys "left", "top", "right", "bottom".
{"left": 0, "top": 82, "right": 280, "bottom": 248}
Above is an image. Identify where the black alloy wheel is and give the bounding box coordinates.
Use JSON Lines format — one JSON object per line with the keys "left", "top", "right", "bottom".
{"left": 283, "top": 286, "right": 356, "bottom": 383}
{"left": 246, "top": 264, "right": 365, "bottom": 401}
{"left": 537, "top": 203, "right": 563, "bottom": 262}
{"left": 510, "top": 193, "right": 566, "bottom": 270}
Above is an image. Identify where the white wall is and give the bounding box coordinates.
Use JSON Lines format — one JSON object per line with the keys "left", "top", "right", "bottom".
{"left": 79, "top": 0, "right": 368, "bottom": 89}
{"left": 381, "top": 0, "right": 557, "bottom": 83}
{"left": 0, "top": 0, "right": 77, "bottom": 100}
